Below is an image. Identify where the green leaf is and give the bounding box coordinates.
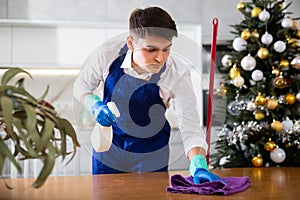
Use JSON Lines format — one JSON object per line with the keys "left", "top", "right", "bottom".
{"left": 61, "top": 119, "right": 79, "bottom": 146}
{"left": 10, "top": 86, "right": 37, "bottom": 104}
{"left": 22, "top": 104, "right": 41, "bottom": 147}
{"left": 1, "top": 67, "right": 31, "bottom": 86}
{"left": 1, "top": 96, "right": 15, "bottom": 138}
{"left": 15, "top": 78, "right": 25, "bottom": 89}
{"left": 13, "top": 119, "right": 39, "bottom": 159}
{"left": 40, "top": 118, "right": 55, "bottom": 151}
{"left": 22, "top": 104, "right": 37, "bottom": 132}
{"left": 37, "top": 85, "right": 50, "bottom": 101}
{"left": 31, "top": 143, "right": 56, "bottom": 188}
{"left": 56, "top": 118, "right": 80, "bottom": 164}
{"left": 0, "top": 139, "right": 22, "bottom": 173}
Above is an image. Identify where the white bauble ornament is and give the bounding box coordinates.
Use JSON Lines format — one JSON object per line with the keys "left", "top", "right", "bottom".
{"left": 247, "top": 101, "right": 257, "bottom": 111}
{"left": 233, "top": 37, "right": 247, "bottom": 51}
{"left": 281, "top": 18, "right": 293, "bottom": 28}
{"left": 251, "top": 69, "right": 263, "bottom": 81}
{"left": 270, "top": 147, "right": 286, "bottom": 163}
{"left": 259, "top": 9, "right": 270, "bottom": 22}
{"left": 261, "top": 32, "right": 273, "bottom": 45}
{"left": 296, "top": 92, "right": 300, "bottom": 102}
{"left": 221, "top": 54, "right": 232, "bottom": 67}
{"left": 291, "top": 56, "right": 300, "bottom": 69}
{"left": 282, "top": 119, "right": 293, "bottom": 130}
{"left": 274, "top": 41, "right": 286, "bottom": 53}
{"left": 233, "top": 76, "right": 245, "bottom": 87}
{"left": 241, "top": 54, "right": 256, "bottom": 71}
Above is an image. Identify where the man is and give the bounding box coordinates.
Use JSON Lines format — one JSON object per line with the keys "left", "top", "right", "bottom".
{"left": 73, "top": 6, "right": 221, "bottom": 184}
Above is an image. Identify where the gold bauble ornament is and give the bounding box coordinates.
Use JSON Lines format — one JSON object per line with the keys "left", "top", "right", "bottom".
{"left": 267, "top": 98, "right": 278, "bottom": 110}
{"left": 255, "top": 111, "right": 265, "bottom": 121}
{"left": 271, "top": 120, "right": 283, "bottom": 132}
{"left": 237, "top": 1, "right": 246, "bottom": 10}
{"left": 272, "top": 68, "right": 280, "bottom": 77}
{"left": 255, "top": 93, "right": 267, "bottom": 105}
{"left": 251, "top": 7, "right": 262, "bottom": 18}
{"left": 276, "top": 2, "right": 284, "bottom": 10}
{"left": 296, "top": 30, "right": 300, "bottom": 39}
{"left": 251, "top": 29, "right": 260, "bottom": 38}
{"left": 288, "top": 38, "right": 298, "bottom": 48}
{"left": 279, "top": 59, "right": 290, "bottom": 69}
{"left": 241, "top": 29, "right": 251, "bottom": 40}
{"left": 257, "top": 47, "right": 269, "bottom": 59}
{"left": 273, "top": 75, "right": 287, "bottom": 89}
{"left": 285, "top": 93, "right": 296, "bottom": 104}
{"left": 265, "top": 139, "right": 276, "bottom": 151}
{"left": 217, "top": 84, "right": 227, "bottom": 96}
{"left": 286, "top": 143, "right": 292, "bottom": 148}
{"left": 292, "top": 20, "right": 299, "bottom": 30}
{"left": 279, "top": 4, "right": 284, "bottom": 10}
{"left": 252, "top": 154, "right": 263, "bottom": 167}
{"left": 229, "top": 66, "right": 240, "bottom": 80}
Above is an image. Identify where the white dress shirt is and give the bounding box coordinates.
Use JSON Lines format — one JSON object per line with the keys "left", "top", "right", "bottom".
{"left": 73, "top": 38, "right": 208, "bottom": 157}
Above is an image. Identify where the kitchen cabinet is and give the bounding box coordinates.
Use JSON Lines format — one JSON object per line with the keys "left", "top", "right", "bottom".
{"left": 0, "top": 20, "right": 202, "bottom": 69}
{"left": 2, "top": 0, "right": 299, "bottom": 44}
{"left": 0, "top": 21, "right": 128, "bottom": 68}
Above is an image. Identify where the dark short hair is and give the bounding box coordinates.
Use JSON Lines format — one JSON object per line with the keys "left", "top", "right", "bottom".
{"left": 129, "top": 6, "right": 178, "bottom": 40}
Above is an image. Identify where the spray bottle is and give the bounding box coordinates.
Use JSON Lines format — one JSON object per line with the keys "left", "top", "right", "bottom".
{"left": 90, "top": 102, "right": 120, "bottom": 152}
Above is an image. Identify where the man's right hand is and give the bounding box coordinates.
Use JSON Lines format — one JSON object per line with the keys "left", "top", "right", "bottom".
{"left": 92, "top": 101, "right": 115, "bottom": 126}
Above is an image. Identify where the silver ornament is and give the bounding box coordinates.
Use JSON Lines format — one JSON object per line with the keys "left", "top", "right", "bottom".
{"left": 241, "top": 54, "right": 256, "bottom": 71}
{"left": 221, "top": 54, "right": 232, "bottom": 67}
{"left": 281, "top": 18, "right": 293, "bottom": 28}
{"left": 247, "top": 101, "right": 257, "bottom": 111}
{"left": 291, "top": 56, "right": 300, "bottom": 69}
{"left": 233, "top": 37, "right": 247, "bottom": 52}
{"left": 233, "top": 76, "right": 245, "bottom": 87}
{"left": 274, "top": 41, "right": 286, "bottom": 53}
{"left": 227, "top": 101, "right": 243, "bottom": 116}
{"left": 251, "top": 69, "right": 263, "bottom": 81}
{"left": 270, "top": 147, "right": 286, "bottom": 163}
{"left": 261, "top": 32, "right": 273, "bottom": 45}
{"left": 259, "top": 9, "right": 270, "bottom": 22}
{"left": 296, "top": 92, "right": 300, "bottom": 102}
{"left": 282, "top": 119, "right": 293, "bottom": 130}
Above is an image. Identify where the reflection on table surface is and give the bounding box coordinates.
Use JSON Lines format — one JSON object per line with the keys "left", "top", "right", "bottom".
{"left": 1, "top": 167, "right": 300, "bottom": 200}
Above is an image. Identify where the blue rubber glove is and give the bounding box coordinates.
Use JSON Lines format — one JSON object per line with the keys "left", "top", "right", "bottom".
{"left": 193, "top": 168, "right": 223, "bottom": 184}
{"left": 189, "top": 154, "right": 223, "bottom": 184}
{"left": 83, "top": 94, "right": 115, "bottom": 126}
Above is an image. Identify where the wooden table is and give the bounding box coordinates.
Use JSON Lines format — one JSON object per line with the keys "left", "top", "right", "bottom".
{"left": 1, "top": 167, "right": 299, "bottom": 200}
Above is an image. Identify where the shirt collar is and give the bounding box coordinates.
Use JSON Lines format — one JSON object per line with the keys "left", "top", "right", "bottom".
{"left": 120, "top": 50, "right": 154, "bottom": 80}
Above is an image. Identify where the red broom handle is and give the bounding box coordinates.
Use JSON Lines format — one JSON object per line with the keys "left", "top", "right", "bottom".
{"left": 206, "top": 18, "right": 218, "bottom": 165}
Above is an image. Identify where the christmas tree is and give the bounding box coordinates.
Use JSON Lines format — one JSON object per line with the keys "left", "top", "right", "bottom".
{"left": 211, "top": 0, "right": 300, "bottom": 168}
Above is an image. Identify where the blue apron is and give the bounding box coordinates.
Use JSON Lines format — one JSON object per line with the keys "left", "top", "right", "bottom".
{"left": 92, "top": 45, "right": 171, "bottom": 174}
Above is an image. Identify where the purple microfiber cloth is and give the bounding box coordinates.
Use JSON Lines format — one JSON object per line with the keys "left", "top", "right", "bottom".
{"left": 167, "top": 174, "right": 251, "bottom": 195}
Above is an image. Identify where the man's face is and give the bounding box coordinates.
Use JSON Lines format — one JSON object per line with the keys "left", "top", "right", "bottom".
{"left": 127, "top": 35, "right": 172, "bottom": 74}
